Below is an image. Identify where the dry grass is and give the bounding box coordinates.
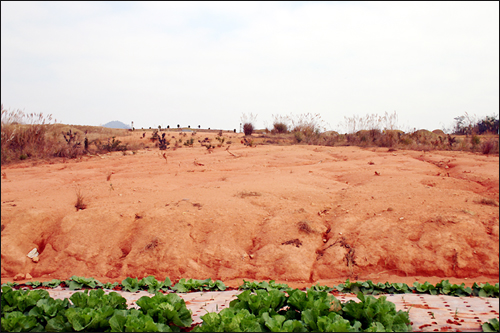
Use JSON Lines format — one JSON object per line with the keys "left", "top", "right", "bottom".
{"left": 482, "top": 139, "right": 498, "bottom": 154}
{"left": 74, "top": 188, "right": 87, "bottom": 211}
{"left": 144, "top": 237, "right": 160, "bottom": 251}
{"left": 238, "top": 191, "right": 262, "bottom": 198}
{"left": 474, "top": 198, "right": 499, "bottom": 207}
{"left": 1, "top": 106, "right": 135, "bottom": 165}
{"left": 261, "top": 111, "right": 498, "bottom": 154}
{"left": 297, "top": 220, "right": 314, "bottom": 234}
{"left": 282, "top": 239, "right": 302, "bottom": 247}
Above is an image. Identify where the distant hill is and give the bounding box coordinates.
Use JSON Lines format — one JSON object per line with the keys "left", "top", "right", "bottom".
{"left": 102, "top": 121, "right": 131, "bottom": 129}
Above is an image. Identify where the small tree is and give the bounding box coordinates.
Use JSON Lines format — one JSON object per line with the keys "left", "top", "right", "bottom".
{"left": 177, "top": 124, "right": 180, "bottom": 129}
{"left": 198, "top": 125, "right": 200, "bottom": 129}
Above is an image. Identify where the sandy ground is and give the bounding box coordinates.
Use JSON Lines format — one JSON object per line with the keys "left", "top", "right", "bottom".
{"left": 1, "top": 131, "right": 499, "bottom": 289}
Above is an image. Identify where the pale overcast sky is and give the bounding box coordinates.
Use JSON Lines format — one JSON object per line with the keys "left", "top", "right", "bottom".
{"left": 1, "top": 1, "right": 499, "bottom": 132}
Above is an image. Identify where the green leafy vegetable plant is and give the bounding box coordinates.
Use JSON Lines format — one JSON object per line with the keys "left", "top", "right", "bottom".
{"left": 138, "top": 275, "right": 172, "bottom": 293}
{"left": 482, "top": 318, "right": 500, "bottom": 332}
{"left": 193, "top": 308, "right": 261, "bottom": 332}
{"left": 136, "top": 292, "right": 193, "bottom": 329}
{"left": 69, "top": 289, "right": 128, "bottom": 310}
{"left": 42, "top": 279, "right": 62, "bottom": 288}
{"left": 25, "top": 280, "right": 42, "bottom": 288}
{"left": 121, "top": 277, "right": 140, "bottom": 293}
{"left": 171, "top": 278, "right": 225, "bottom": 292}
{"left": 65, "top": 276, "right": 103, "bottom": 290}
{"left": 239, "top": 279, "right": 290, "bottom": 291}
{"left": 341, "top": 292, "right": 412, "bottom": 332}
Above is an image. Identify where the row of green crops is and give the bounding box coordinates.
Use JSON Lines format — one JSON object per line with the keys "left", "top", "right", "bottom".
{"left": 2, "top": 280, "right": 499, "bottom": 332}
{"left": 240, "top": 279, "right": 499, "bottom": 298}
{"left": 2, "top": 276, "right": 226, "bottom": 294}
{"left": 2, "top": 276, "right": 499, "bottom": 297}
{"left": 1, "top": 286, "right": 191, "bottom": 332}
{"left": 193, "top": 289, "right": 412, "bottom": 332}
{"left": 1, "top": 285, "right": 413, "bottom": 332}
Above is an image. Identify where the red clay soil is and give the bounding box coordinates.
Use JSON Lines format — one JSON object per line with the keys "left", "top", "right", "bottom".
{"left": 1, "top": 132, "right": 499, "bottom": 289}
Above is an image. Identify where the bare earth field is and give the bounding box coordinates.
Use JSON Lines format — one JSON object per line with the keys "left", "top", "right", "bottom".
{"left": 1, "top": 131, "right": 499, "bottom": 289}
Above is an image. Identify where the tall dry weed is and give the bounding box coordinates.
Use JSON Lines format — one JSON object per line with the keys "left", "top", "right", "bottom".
{"left": 1, "top": 106, "right": 54, "bottom": 164}
{"left": 343, "top": 111, "right": 399, "bottom": 134}
{"left": 1, "top": 106, "right": 133, "bottom": 164}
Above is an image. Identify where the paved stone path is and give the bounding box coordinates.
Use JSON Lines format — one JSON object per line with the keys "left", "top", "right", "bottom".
{"left": 42, "top": 287, "right": 499, "bottom": 332}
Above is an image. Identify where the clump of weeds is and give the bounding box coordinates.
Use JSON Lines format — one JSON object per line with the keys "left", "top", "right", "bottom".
{"left": 475, "top": 198, "right": 499, "bottom": 207}
{"left": 297, "top": 220, "right": 314, "bottom": 234}
{"left": 144, "top": 237, "right": 160, "bottom": 251}
{"left": 75, "top": 187, "right": 87, "bottom": 211}
{"left": 238, "top": 191, "right": 261, "bottom": 198}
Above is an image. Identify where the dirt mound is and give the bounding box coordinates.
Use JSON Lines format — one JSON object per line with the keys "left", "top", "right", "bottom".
{"left": 1, "top": 133, "right": 498, "bottom": 288}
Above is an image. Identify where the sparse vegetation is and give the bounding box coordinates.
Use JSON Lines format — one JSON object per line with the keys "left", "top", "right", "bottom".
{"left": 183, "top": 138, "right": 194, "bottom": 147}
{"left": 215, "top": 136, "right": 225, "bottom": 145}
{"left": 1, "top": 106, "right": 138, "bottom": 164}
{"left": 238, "top": 191, "right": 262, "bottom": 198}
{"left": 143, "top": 237, "right": 160, "bottom": 251}
{"left": 74, "top": 187, "right": 87, "bottom": 211}
{"left": 257, "top": 111, "right": 498, "bottom": 154}
{"left": 98, "top": 136, "right": 127, "bottom": 152}
{"left": 482, "top": 139, "right": 498, "bottom": 154}
{"left": 1, "top": 106, "right": 54, "bottom": 164}
{"left": 2, "top": 106, "right": 497, "bottom": 166}
{"left": 243, "top": 123, "right": 254, "bottom": 136}
{"left": 475, "top": 198, "right": 499, "bottom": 207}
{"left": 453, "top": 112, "right": 499, "bottom": 135}
{"left": 297, "top": 220, "right": 314, "bottom": 234}
{"left": 272, "top": 114, "right": 289, "bottom": 134}
{"left": 241, "top": 113, "right": 257, "bottom": 136}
